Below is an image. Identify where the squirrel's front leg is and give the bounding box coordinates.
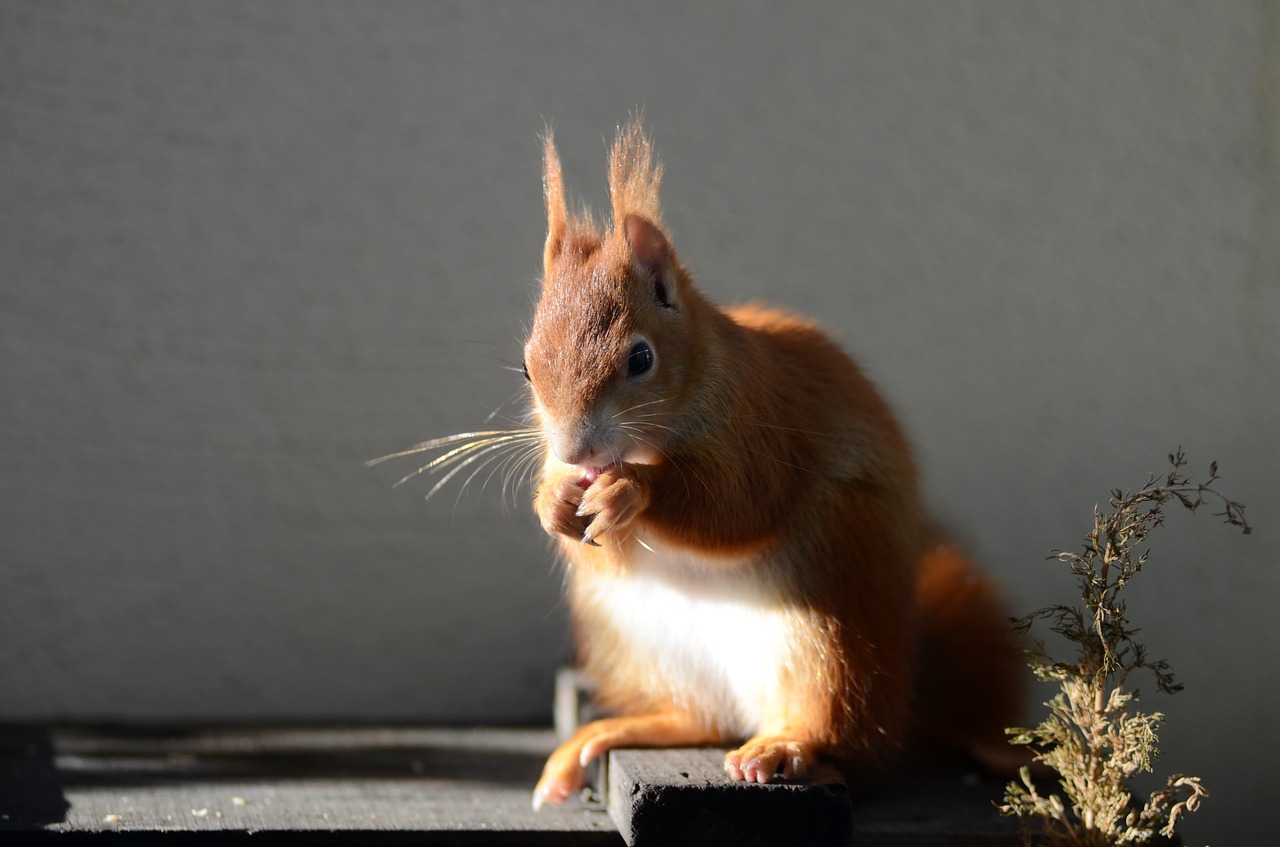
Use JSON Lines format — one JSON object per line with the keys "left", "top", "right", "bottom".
{"left": 534, "top": 469, "right": 588, "bottom": 541}
{"left": 534, "top": 464, "right": 649, "bottom": 546}
{"left": 577, "top": 465, "right": 649, "bottom": 545}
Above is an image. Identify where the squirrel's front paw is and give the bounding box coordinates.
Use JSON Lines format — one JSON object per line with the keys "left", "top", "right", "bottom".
{"left": 577, "top": 467, "right": 649, "bottom": 545}
{"left": 535, "top": 474, "right": 588, "bottom": 541}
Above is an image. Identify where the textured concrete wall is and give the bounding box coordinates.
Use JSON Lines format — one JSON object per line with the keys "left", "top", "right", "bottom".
{"left": 2, "top": 2, "right": 1276, "bottom": 842}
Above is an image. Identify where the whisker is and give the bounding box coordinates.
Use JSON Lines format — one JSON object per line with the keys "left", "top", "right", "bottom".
{"left": 502, "top": 444, "right": 538, "bottom": 505}
{"left": 422, "top": 441, "right": 530, "bottom": 502}
{"left": 480, "top": 440, "right": 543, "bottom": 507}
{"left": 611, "top": 396, "right": 672, "bottom": 420}
{"left": 483, "top": 388, "right": 529, "bottom": 424}
{"left": 619, "top": 423, "right": 714, "bottom": 498}
{"left": 424, "top": 433, "right": 540, "bottom": 471}
{"left": 622, "top": 419, "right": 677, "bottom": 436}
{"left": 365, "top": 430, "right": 537, "bottom": 467}
{"left": 507, "top": 444, "right": 547, "bottom": 510}
{"left": 488, "top": 411, "right": 538, "bottom": 431}
{"left": 485, "top": 447, "right": 532, "bottom": 514}
{"left": 749, "top": 451, "right": 821, "bottom": 476}
{"left": 455, "top": 443, "right": 530, "bottom": 510}
{"left": 742, "top": 418, "right": 829, "bottom": 438}
{"left": 390, "top": 433, "right": 540, "bottom": 488}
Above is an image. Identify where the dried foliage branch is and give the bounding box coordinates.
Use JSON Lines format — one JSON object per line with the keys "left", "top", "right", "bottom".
{"left": 1000, "top": 449, "right": 1250, "bottom": 846}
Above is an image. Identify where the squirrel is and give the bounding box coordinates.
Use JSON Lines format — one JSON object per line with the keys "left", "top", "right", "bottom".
{"left": 516, "top": 121, "right": 1024, "bottom": 810}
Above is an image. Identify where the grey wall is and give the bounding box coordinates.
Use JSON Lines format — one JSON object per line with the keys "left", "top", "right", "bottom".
{"left": 2, "top": 1, "right": 1276, "bottom": 842}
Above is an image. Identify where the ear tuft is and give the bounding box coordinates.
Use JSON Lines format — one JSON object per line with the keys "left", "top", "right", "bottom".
{"left": 542, "top": 132, "right": 568, "bottom": 272}
{"left": 608, "top": 119, "right": 663, "bottom": 231}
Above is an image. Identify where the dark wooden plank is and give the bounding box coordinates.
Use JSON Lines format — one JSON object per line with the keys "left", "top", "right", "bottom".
{"left": 607, "top": 746, "right": 1021, "bottom": 847}
{"left": 2, "top": 724, "right": 1024, "bottom": 845}
{"left": 843, "top": 761, "right": 1024, "bottom": 847}
{"left": 557, "top": 667, "right": 1020, "bottom": 846}
{"left": 0, "top": 728, "right": 71, "bottom": 829}
{"left": 608, "top": 748, "right": 852, "bottom": 847}
{"left": 0, "top": 726, "right": 620, "bottom": 844}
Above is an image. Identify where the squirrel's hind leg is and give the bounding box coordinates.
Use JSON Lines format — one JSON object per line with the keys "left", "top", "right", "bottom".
{"left": 532, "top": 711, "right": 726, "bottom": 810}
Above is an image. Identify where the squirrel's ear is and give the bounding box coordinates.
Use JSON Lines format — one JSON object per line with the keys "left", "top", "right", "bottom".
{"left": 624, "top": 213, "right": 676, "bottom": 308}
{"left": 542, "top": 134, "right": 567, "bottom": 272}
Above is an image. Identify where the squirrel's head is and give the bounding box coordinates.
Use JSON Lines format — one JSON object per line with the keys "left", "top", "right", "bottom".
{"left": 524, "top": 122, "right": 707, "bottom": 472}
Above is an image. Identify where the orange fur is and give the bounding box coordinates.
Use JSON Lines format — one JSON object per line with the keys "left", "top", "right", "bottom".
{"left": 526, "top": 122, "right": 1023, "bottom": 807}
{"left": 913, "top": 544, "right": 1027, "bottom": 752}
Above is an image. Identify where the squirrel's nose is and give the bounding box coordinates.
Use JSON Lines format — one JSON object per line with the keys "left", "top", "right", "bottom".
{"left": 551, "top": 419, "right": 606, "bottom": 468}
{"left": 551, "top": 431, "right": 591, "bottom": 467}
{"left": 556, "top": 442, "right": 600, "bottom": 468}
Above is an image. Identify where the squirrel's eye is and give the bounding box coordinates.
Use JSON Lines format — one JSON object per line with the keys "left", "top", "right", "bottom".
{"left": 626, "top": 341, "right": 654, "bottom": 378}
{"left": 520, "top": 361, "right": 531, "bottom": 382}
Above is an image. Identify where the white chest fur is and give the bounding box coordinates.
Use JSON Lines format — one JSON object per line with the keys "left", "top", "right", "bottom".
{"left": 578, "top": 536, "right": 795, "bottom": 735}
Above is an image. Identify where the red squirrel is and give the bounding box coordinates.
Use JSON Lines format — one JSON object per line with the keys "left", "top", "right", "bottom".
{"left": 512, "top": 121, "right": 1024, "bottom": 809}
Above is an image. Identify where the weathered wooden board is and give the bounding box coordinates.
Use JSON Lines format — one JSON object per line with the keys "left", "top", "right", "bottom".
{"left": 608, "top": 747, "right": 853, "bottom": 847}
{"left": 558, "top": 666, "right": 1021, "bottom": 847}
{"left": 2, "top": 726, "right": 1022, "bottom": 845}
{"left": 0, "top": 726, "right": 619, "bottom": 844}
{"left": 607, "top": 747, "right": 1021, "bottom": 847}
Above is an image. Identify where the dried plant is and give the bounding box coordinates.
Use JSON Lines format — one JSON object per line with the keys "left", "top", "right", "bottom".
{"left": 1001, "top": 449, "right": 1250, "bottom": 846}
